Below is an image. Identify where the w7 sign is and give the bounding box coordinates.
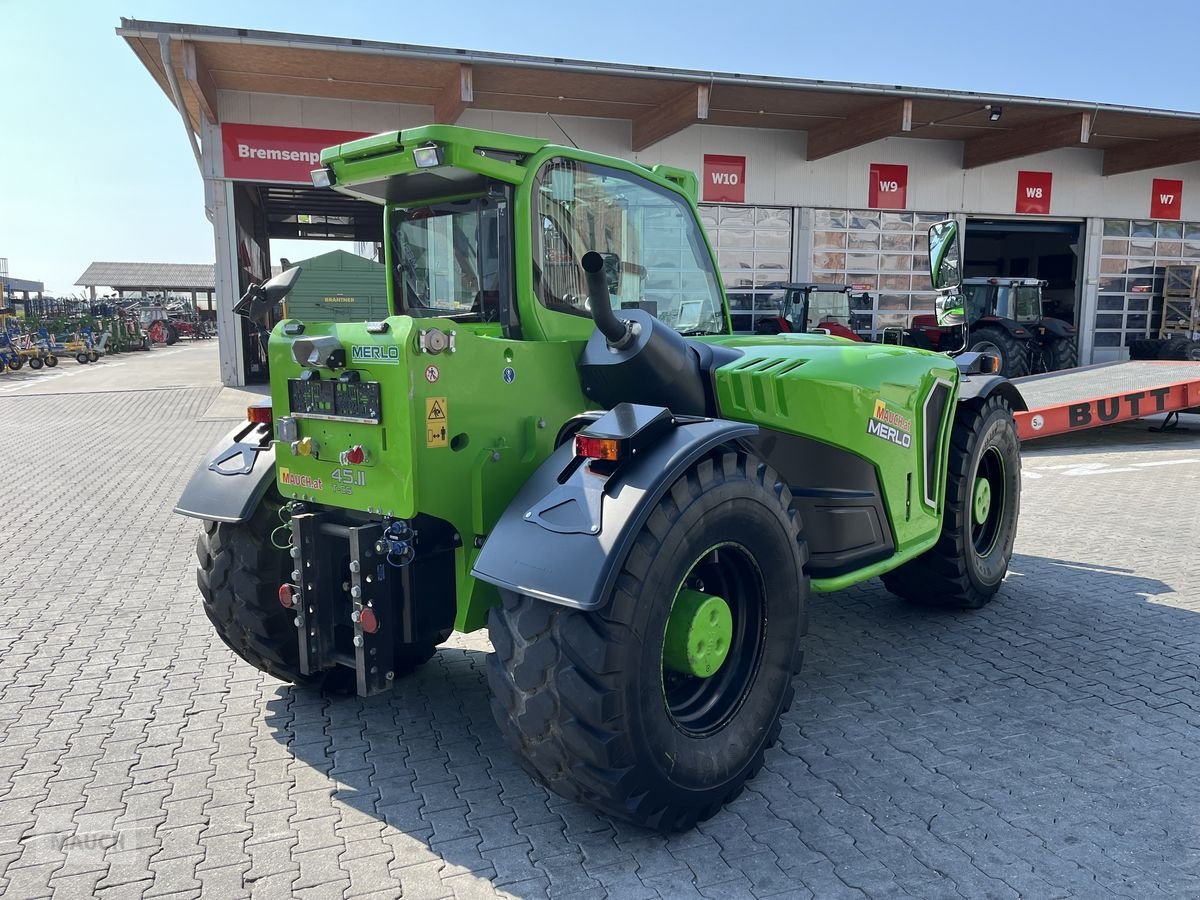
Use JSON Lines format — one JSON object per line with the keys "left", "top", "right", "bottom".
{"left": 1151, "top": 179, "right": 1183, "bottom": 220}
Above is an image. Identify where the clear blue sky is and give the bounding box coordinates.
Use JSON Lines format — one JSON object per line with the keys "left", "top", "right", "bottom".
{"left": 2, "top": 0, "right": 1198, "bottom": 294}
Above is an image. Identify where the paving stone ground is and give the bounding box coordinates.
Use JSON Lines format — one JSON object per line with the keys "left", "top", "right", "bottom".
{"left": 2, "top": 343, "right": 1199, "bottom": 898}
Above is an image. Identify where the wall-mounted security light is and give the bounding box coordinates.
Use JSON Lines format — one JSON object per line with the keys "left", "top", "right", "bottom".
{"left": 988, "top": 105, "right": 1003, "bottom": 122}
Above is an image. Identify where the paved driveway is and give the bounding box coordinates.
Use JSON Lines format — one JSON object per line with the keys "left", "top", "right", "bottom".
{"left": 1, "top": 343, "right": 1198, "bottom": 898}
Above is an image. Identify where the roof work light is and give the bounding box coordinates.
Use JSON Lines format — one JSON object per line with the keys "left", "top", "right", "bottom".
{"left": 412, "top": 142, "right": 444, "bottom": 168}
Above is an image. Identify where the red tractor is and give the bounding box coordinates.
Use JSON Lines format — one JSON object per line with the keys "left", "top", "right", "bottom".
{"left": 753, "top": 283, "right": 872, "bottom": 341}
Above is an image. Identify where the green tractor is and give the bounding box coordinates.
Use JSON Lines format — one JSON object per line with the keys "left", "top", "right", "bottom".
{"left": 176, "top": 126, "right": 1024, "bottom": 831}
{"left": 908, "top": 276, "right": 1077, "bottom": 377}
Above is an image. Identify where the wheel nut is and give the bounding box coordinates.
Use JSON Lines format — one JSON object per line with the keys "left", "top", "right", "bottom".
{"left": 353, "top": 635, "right": 364, "bottom": 648}
{"left": 350, "top": 585, "right": 362, "bottom": 599}
{"left": 349, "top": 560, "right": 361, "bottom": 574}
{"left": 350, "top": 610, "right": 361, "bottom": 624}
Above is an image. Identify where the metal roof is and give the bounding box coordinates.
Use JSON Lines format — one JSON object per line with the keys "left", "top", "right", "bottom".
{"left": 118, "top": 19, "right": 1200, "bottom": 175}
{"left": 76, "top": 261, "right": 215, "bottom": 290}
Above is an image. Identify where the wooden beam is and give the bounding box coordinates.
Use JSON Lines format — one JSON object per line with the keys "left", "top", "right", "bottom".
{"left": 180, "top": 41, "right": 218, "bottom": 125}
{"left": 805, "top": 98, "right": 912, "bottom": 161}
{"left": 963, "top": 112, "right": 1090, "bottom": 169}
{"left": 631, "top": 85, "right": 710, "bottom": 152}
{"left": 433, "top": 64, "right": 473, "bottom": 124}
{"left": 1103, "top": 133, "right": 1200, "bottom": 176}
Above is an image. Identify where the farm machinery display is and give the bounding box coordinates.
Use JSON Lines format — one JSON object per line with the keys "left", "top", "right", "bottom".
{"left": 176, "top": 126, "right": 1024, "bottom": 830}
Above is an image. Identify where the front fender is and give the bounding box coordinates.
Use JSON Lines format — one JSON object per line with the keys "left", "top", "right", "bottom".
{"left": 471, "top": 410, "right": 756, "bottom": 611}
{"left": 1038, "top": 317, "right": 1076, "bottom": 340}
{"left": 174, "top": 420, "right": 276, "bottom": 523}
{"left": 958, "top": 374, "right": 1027, "bottom": 411}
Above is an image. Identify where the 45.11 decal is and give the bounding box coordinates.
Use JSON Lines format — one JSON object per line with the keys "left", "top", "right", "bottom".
{"left": 331, "top": 467, "right": 366, "bottom": 494}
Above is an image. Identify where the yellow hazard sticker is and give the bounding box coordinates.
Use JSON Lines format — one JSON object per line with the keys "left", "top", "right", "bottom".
{"left": 425, "top": 397, "right": 448, "bottom": 448}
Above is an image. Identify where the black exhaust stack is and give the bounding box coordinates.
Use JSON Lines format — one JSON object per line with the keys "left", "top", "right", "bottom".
{"left": 577, "top": 251, "right": 711, "bottom": 417}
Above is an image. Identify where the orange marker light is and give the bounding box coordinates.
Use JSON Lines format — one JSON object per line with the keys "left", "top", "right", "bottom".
{"left": 575, "top": 435, "right": 623, "bottom": 461}
{"left": 248, "top": 405, "right": 273, "bottom": 425}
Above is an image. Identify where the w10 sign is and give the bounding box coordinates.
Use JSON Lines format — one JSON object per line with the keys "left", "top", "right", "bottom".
{"left": 702, "top": 155, "right": 746, "bottom": 203}
{"left": 868, "top": 163, "right": 908, "bottom": 209}
{"left": 1151, "top": 179, "right": 1183, "bottom": 220}
{"left": 1016, "top": 171, "right": 1053, "bottom": 214}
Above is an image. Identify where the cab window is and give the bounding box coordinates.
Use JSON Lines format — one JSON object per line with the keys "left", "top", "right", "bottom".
{"left": 531, "top": 159, "right": 725, "bottom": 335}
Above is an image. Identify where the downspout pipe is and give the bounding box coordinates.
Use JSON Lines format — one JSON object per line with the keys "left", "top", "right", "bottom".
{"left": 158, "top": 35, "right": 204, "bottom": 175}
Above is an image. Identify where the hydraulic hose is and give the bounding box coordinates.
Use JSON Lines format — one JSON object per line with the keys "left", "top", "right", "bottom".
{"left": 582, "top": 251, "right": 633, "bottom": 348}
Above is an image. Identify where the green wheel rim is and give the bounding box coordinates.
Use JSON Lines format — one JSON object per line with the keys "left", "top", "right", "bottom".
{"left": 972, "top": 476, "right": 992, "bottom": 525}
{"left": 971, "top": 446, "right": 1005, "bottom": 557}
{"left": 661, "top": 543, "right": 767, "bottom": 737}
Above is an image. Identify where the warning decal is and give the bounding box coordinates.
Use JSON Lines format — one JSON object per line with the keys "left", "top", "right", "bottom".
{"left": 426, "top": 397, "right": 448, "bottom": 448}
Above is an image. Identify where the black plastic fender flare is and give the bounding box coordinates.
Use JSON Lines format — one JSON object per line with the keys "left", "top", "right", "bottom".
{"left": 174, "top": 420, "right": 276, "bottom": 524}
{"left": 957, "top": 374, "right": 1027, "bottom": 411}
{"left": 471, "top": 410, "right": 757, "bottom": 611}
{"left": 974, "top": 317, "right": 1032, "bottom": 340}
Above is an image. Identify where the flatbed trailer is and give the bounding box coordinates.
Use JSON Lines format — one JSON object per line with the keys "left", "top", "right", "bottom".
{"left": 1013, "top": 360, "right": 1200, "bottom": 440}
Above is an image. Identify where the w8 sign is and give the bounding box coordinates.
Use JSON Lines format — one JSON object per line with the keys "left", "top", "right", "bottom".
{"left": 702, "top": 155, "right": 746, "bottom": 203}
{"left": 1015, "top": 171, "right": 1053, "bottom": 214}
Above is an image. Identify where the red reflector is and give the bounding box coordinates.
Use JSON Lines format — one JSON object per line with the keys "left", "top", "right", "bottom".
{"left": 278, "top": 584, "right": 295, "bottom": 608}
{"left": 359, "top": 607, "right": 379, "bottom": 634}
{"left": 575, "top": 434, "right": 623, "bottom": 461}
{"left": 346, "top": 445, "right": 365, "bottom": 465}
{"left": 248, "top": 405, "right": 273, "bottom": 425}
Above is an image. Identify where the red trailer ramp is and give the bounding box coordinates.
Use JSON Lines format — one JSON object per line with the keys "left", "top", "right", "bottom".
{"left": 1013, "top": 361, "right": 1200, "bottom": 440}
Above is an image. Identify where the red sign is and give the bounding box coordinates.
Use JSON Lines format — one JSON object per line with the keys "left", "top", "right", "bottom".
{"left": 1015, "top": 171, "right": 1053, "bottom": 214}
{"left": 1151, "top": 178, "right": 1183, "bottom": 220}
{"left": 702, "top": 155, "right": 746, "bottom": 203}
{"left": 221, "top": 123, "right": 371, "bottom": 183}
{"left": 868, "top": 163, "right": 908, "bottom": 209}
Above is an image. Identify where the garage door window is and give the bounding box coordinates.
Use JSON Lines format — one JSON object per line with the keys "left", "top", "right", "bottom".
{"left": 1096, "top": 219, "right": 1200, "bottom": 351}
{"left": 700, "top": 205, "right": 793, "bottom": 332}
{"left": 811, "top": 209, "right": 947, "bottom": 336}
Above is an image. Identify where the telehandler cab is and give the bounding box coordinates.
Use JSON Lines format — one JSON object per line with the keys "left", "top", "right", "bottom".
{"left": 177, "top": 126, "right": 1023, "bottom": 830}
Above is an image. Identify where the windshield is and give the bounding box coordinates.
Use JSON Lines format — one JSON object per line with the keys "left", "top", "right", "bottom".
{"left": 532, "top": 159, "right": 726, "bottom": 335}
{"left": 391, "top": 196, "right": 504, "bottom": 321}
{"left": 807, "top": 290, "right": 851, "bottom": 324}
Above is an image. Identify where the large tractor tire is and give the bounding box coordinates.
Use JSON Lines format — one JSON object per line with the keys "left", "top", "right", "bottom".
{"left": 487, "top": 450, "right": 808, "bottom": 831}
{"left": 197, "top": 492, "right": 440, "bottom": 689}
{"left": 881, "top": 394, "right": 1021, "bottom": 610}
{"left": 165, "top": 324, "right": 180, "bottom": 346}
{"left": 1042, "top": 336, "right": 1077, "bottom": 371}
{"left": 1160, "top": 338, "right": 1200, "bottom": 361}
{"left": 1130, "top": 338, "right": 1164, "bottom": 360}
{"left": 968, "top": 325, "right": 1029, "bottom": 378}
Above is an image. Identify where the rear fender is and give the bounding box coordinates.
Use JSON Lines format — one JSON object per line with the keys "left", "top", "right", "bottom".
{"left": 1038, "top": 317, "right": 1076, "bottom": 340}
{"left": 977, "top": 316, "right": 1033, "bottom": 340}
{"left": 471, "top": 404, "right": 756, "bottom": 611}
{"left": 174, "top": 420, "right": 276, "bottom": 523}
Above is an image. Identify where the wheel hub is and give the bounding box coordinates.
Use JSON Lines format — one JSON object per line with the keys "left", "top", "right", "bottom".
{"left": 972, "top": 474, "right": 992, "bottom": 525}
{"left": 663, "top": 589, "right": 732, "bottom": 678}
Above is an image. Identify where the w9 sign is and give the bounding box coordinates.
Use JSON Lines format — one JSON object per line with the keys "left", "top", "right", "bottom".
{"left": 868, "top": 163, "right": 908, "bottom": 209}
{"left": 702, "top": 155, "right": 746, "bottom": 203}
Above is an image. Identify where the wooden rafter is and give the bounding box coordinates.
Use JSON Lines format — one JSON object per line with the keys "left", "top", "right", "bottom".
{"left": 180, "top": 41, "right": 218, "bottom": 125}
{"left": 805, "top": 98, "right": 912, "bottom": 161}
{"left": 1102, "top": 133, "right": 1200, "bottom": 176}
{"left": 631, "top": 85, "right": 710, "bottom": 152}
{"left": 963, "top": 112, "right": 1091, "bottom": 169}
{"left": 433, "top": 63, "right": 473, "bottom": 124}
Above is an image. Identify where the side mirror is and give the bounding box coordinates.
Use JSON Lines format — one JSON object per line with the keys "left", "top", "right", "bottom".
{"left": 928, "top": 220, "right": 962, "bottom": 292}
{"left": 234, "top": 266, "right": 302, "bottom": 328}
{"left": 935, "top": 293, "right": 967, "bottom": 328}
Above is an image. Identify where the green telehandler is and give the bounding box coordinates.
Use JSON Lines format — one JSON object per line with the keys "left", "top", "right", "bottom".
{"left": 176, "top": 126, "right": 1024, "bottom": 831}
